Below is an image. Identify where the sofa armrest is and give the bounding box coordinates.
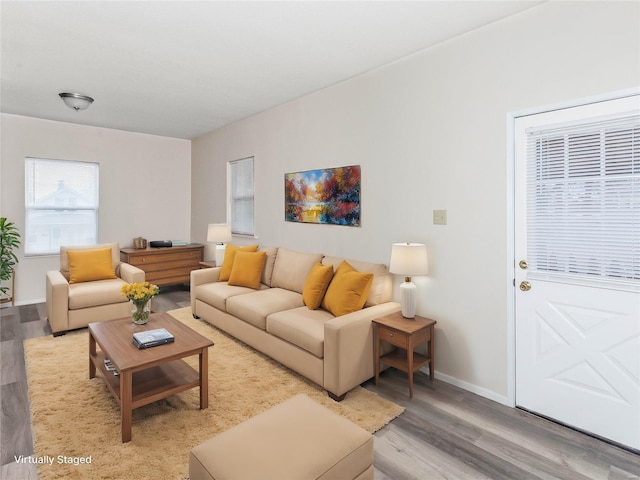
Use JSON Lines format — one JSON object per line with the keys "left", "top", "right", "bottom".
{"left": 119, "top": 262, "right": 145, "bottom": 283}
{"left": 190, "top": 267, "right": 221, "bottom": 313}
{"left": 46, "top": 270, "right": 70, "bottom": 334}
{"left": 323, "top": 302, "right": 401, "bottom": 398}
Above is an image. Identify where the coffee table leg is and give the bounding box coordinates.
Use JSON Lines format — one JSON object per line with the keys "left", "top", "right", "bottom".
{"left": 120, "top": 370, "right": 132, "bottom": 443}
{"left": 199, "top": 348, "right": 208, "bottom": 409}
{"left": 89, "top": 333, "right": 96, "bottom": 379}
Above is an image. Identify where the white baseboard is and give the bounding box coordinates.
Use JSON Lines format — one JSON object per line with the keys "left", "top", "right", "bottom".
{"left": 420, "top": 366, "right": 510, "bottom": 407}
{"left": 11, "top": 298, "right": 45, "bottom": 307}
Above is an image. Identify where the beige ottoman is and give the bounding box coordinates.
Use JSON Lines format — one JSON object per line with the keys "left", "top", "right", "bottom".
{"left": 189, "top": 394, "right": 374, "bottom": 480}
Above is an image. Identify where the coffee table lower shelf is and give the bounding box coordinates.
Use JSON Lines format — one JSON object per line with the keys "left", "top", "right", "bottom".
{"left": 91, "top": 352, "right": 200, "bottom": 409}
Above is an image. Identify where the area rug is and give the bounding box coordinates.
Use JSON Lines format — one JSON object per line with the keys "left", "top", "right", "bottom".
{"left": 24, "top": 307, "right": 404, "bottom": 480}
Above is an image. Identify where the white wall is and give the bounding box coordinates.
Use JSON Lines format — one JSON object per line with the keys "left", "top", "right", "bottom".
{"left": 1, "top": 114, "right": 191, "bottom": 304}
{"left": 191, "top": 1, "right": 640, "bottom": 401}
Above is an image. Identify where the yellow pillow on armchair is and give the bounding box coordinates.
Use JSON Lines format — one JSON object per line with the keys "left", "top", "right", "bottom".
{"left": 67, "top": 248, "right": 116, "bottom": 284}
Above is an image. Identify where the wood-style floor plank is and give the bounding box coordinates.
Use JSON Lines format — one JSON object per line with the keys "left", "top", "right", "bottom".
{"left": 1, "top": 288, "right": 639, "bottom": 480}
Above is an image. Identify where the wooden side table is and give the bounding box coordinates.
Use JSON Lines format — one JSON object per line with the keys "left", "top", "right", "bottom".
{"left": 373, "top": 311, "right": 436, "bottom": 398}
{"left": 199, "top": 261, "right": 217, "bottom": 268}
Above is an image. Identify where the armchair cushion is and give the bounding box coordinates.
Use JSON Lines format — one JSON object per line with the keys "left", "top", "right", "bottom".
{"left": 67, "top": 247, "right": 116, "bottom": 284}
{"left": 68, "top": 278, "right": 129, "bottom": 310}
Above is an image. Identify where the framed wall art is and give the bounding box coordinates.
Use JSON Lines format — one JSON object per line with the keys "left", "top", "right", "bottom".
{"left": 284, "top": 165, "right": 361, "bottom": 226}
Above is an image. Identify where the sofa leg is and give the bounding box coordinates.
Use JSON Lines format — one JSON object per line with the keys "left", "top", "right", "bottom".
{"left": 52, "top": 331, "right": 66, "bottom": 337}
{"left": 328, "top": 391, "right": 346, "bottom": 402}
{"left": 192, "top": 314, "right": 200, "bottom": 319}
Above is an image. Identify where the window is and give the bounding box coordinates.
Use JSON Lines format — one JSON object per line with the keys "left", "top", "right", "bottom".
{"left": 526, "top": 113, "right": 639, "bottom": 282}
{"left": 25, "top": 158, "right": 99, "bottom": 255}
{"left": 228, "top": 157, "right": 254, "bottom": 236}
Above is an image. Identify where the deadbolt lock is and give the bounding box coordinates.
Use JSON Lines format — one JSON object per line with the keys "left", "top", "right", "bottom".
{"left": 519, "top": 281, "right": 531, "bottom": 292}
{"left": 519, "top": 260, "right": 528, "bottom": 270}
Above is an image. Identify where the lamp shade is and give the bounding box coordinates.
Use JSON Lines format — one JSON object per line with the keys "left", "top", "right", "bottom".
{"left": 389, "top": 243, "right": 428, "bottom": 277}
{"left": 207, "top": 224, "right": 232, "bottom": 243}
{"left": 59, "top": 93, "right": 94, "bottom": 111}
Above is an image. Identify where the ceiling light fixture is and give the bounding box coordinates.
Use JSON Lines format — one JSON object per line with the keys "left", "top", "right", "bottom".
{"left": 59, "top": 92, "right": 94, "bottom": 111}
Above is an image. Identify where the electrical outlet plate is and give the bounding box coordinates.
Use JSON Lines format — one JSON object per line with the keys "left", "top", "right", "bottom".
{"left": 433, "top": 209, "right": 447, "bottom": 225}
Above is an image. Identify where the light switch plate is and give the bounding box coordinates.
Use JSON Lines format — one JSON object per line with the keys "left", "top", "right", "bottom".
{"left": 433, "top": 209, "right": 447, "bottom": 225}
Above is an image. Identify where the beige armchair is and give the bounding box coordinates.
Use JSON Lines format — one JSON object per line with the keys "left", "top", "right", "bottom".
{"left": 46, "top": 243, "right": 145, "bottom": 336}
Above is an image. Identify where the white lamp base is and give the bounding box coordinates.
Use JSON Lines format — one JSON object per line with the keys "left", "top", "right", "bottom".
{"left": 399, "top": 279, "right": 417, "bottom": 318}
{"left": 215, "top": 244, "right": 227, "bottom": 267}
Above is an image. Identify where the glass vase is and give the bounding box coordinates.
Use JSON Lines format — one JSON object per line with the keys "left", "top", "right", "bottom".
{"left": 131, "top": 300, "right": 151, "bottom": 325}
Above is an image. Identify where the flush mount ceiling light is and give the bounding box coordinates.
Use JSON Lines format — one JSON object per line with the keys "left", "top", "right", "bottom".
{"left": 59, "top": 92, "right": 94, "bottom": 111}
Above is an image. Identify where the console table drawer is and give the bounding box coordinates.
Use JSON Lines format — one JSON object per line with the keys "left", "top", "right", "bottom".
{"left": 120, "top": 244, "right": 204, "bottom": 287}
{"left": 125, "top": 249, "right": 201, "bottom": 266}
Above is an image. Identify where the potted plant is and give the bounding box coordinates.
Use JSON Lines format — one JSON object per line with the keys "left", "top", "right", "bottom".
{"left": 0, "top": 217, "right": 21, "bottom": 300}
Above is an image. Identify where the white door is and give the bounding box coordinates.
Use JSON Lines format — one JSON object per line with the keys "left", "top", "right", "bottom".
{"left": 514, "top": 95, "right": 640, "bottom": 450}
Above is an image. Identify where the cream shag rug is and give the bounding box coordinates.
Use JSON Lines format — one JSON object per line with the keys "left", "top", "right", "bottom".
{"left": 24, "top": 307, "right": 404, "bottom": 480}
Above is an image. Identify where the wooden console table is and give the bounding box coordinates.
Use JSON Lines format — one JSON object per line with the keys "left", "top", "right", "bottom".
{"left": 373, "top": 312, "right": 436, "bottom": 398}
{"left": 120, "top": 244, "right": 204, "bottom": 287}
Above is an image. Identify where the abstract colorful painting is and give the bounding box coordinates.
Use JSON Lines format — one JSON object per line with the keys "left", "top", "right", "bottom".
{"left": 285, "top": 165, "right": 361, "bottom": 226}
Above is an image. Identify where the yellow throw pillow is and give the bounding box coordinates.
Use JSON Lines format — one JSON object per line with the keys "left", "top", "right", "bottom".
{"left": 321, "top": 261, "right": 373, "bottom": 317}
{"left": 219, "top": 244, "right": 259, "bottom": 281}
{"left": 67, "top": 248, "right": 116, "bottom": 284}
{"left": 228, "top": 251, "right": 267, "bottom": 289}
{"left": 302, "top": 263, "right": 334, "bottom": 310}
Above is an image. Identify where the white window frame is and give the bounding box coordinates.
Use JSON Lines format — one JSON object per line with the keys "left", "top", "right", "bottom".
{"left": 24, "top": 157, "right": 99, "bottom": 255}
{"left": 227, "top": 156, "right": 255, "bottom": 236}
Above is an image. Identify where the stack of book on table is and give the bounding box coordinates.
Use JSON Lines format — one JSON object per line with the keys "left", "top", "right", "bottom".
{"left": 133, "top": 328, "right": 175, "bottom": 349}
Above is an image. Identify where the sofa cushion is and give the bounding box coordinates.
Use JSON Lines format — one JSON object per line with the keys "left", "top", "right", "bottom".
{"left": 259, "top": 247, "right": 278, "bottom": 287}
{"left": 302, "top": 263, "right": 334, "bottom": 310}
{"left": 271, "top": 248, "right": 324, "bottom": 294}
{"left": 219, "top": 244, "right": 259, "bottom": 281}
{"left": 194, "top": 282, "right": 263, "bottom": 312}
{"left": 67, "top": 247, "right": 117, "bottom": 284}
{"left": 322, "top": 256, "right": 392, "bottom": 307}
{"left": 228, "top": 251, "right": 267, "bottom": 289}
{"left": 68, "top": 278, "right": 128, "bottom": 310}
{"left": 267, "top": 307, "right": 334, "bottom": 358}
{"left": 226, "top": 288, "right": 304, "bottom": 330}
{"left": 321, "top": 261, "right": 373, "bottom": 317}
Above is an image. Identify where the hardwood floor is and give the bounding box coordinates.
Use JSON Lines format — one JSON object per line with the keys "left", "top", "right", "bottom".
{"left": 2, "top": 287, "right": 639, "bottom": 480}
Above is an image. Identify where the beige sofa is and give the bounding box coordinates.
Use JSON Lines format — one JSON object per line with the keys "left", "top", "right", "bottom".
{"left": 46, "top": 243, "right": 145, "bottom": 336}
{"left": 190, "top": 247, "right": 400, "bottom": 401}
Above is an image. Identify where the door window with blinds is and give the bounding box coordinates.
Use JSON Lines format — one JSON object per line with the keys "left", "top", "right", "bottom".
{"left": 25, "top": 158, "right": 99, "bottom": 255}
{"left": 228, "top": 157, "right": 254, "bottom": 236}
{"left": 526, "top": 113, "right": 639, "bottom": 286}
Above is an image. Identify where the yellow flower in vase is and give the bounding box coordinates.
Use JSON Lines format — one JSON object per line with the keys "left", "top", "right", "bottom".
{"left": 121, "top": 282, "right": 160, "bottom": 324}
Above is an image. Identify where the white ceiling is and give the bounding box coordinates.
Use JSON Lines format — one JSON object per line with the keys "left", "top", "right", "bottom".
{"left": 1, "top": 1, "right": 542, "bottom": 139}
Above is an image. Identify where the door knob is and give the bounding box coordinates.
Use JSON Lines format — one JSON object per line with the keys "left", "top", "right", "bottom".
{"left": 519, "top": 281, "right": 531, "bottom": 291}
{"left": 519, "top": 260, "right": 528, "bottom": 270}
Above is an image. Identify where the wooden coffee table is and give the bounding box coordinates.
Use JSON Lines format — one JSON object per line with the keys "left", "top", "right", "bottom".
{"left": 88, "top": 312, "right": 214, "bottom": 442}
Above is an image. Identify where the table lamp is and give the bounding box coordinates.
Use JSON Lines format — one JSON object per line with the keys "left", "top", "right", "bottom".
{"left": 389, "top": 242, "right": 429, "bottom": 318}
{"left": 207, "top": 224, "right": 232, "bottom": 266}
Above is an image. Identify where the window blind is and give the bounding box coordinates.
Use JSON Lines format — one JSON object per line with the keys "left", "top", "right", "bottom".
{"left": 526, "top": 112, "right": 639, "bottom": 284}
{"left": 25, "top": 158, "right": 99, "bottom": 255}
{"left": 229, "top": 157, "right": 254, "bottom": 236}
